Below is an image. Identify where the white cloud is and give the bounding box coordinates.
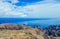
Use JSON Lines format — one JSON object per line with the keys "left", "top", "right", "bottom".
{"left": 7, "top": 0, "right": 19, "bottom": 4}
{"left": 19, "top": 0, "right": 60, "bottom": 18}
{"left": 0, "top": 0, "right": 27, "bottom": 18}
{"left": 0, "top": 0, "right": 60, "bottom": 18}
{"left": 0, "top": 0, "right": 19, "bottom": 4}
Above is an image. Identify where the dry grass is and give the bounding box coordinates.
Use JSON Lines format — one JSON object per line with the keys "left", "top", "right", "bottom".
{"left": 0, "top": 24, "right": 47, "bottom": 39}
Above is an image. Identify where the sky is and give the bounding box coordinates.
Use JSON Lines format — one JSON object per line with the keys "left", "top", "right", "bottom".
{"left": 0, "top": 0, "right": 60, "bottom": 18}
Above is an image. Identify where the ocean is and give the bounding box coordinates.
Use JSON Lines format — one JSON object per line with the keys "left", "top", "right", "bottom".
{"left": 0, "top": 18, "right": 60, "bottom": 28}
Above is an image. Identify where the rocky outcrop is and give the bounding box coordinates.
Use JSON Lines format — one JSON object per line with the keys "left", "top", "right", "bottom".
{"left": 0, "top": 24, "right": 48, "bottom": 39}
{"left": 44, "top": 25, "right": 60, "bottom": 37}
{"left": 43, "top": 25, "right": 60, "bottom": 39}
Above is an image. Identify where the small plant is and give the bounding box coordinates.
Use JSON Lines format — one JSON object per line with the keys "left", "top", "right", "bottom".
{"left": 25, "top": 32, "right": 32, "bottom": 35}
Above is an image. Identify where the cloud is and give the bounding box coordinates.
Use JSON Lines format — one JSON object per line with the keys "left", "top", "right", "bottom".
{"left": 0, "top": 0, "right": 27, "bottom": 18}
{"left": 19, "top": 0, "right": 60, "bottom": 18}
{"left": 7, "top": 0, "right": 19, "bottom": 4}
{"left": 0, "top": 0, "right": 60, "bottom": 18}
{"left": 0, "top": 0, "right": 19, "bottom": 4}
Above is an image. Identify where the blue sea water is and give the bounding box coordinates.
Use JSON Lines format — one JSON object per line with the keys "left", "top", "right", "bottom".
{"left": 0, "top": 18, "right": 60, "bottom": 28}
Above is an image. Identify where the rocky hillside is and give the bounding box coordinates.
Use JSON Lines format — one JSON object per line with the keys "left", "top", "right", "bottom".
{"left": 43, "top": 25, "right": 60, "bottom": 39}
{"left": 43, "top": 25, "right": 60, "bottom": 37}
{"left": 0, "top": 24, "right": 48, "bottom": 39}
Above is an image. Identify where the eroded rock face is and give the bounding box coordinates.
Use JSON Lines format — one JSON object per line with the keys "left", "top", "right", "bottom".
{"left": 0, "top": 24, "right": 48, "bottom": 39}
